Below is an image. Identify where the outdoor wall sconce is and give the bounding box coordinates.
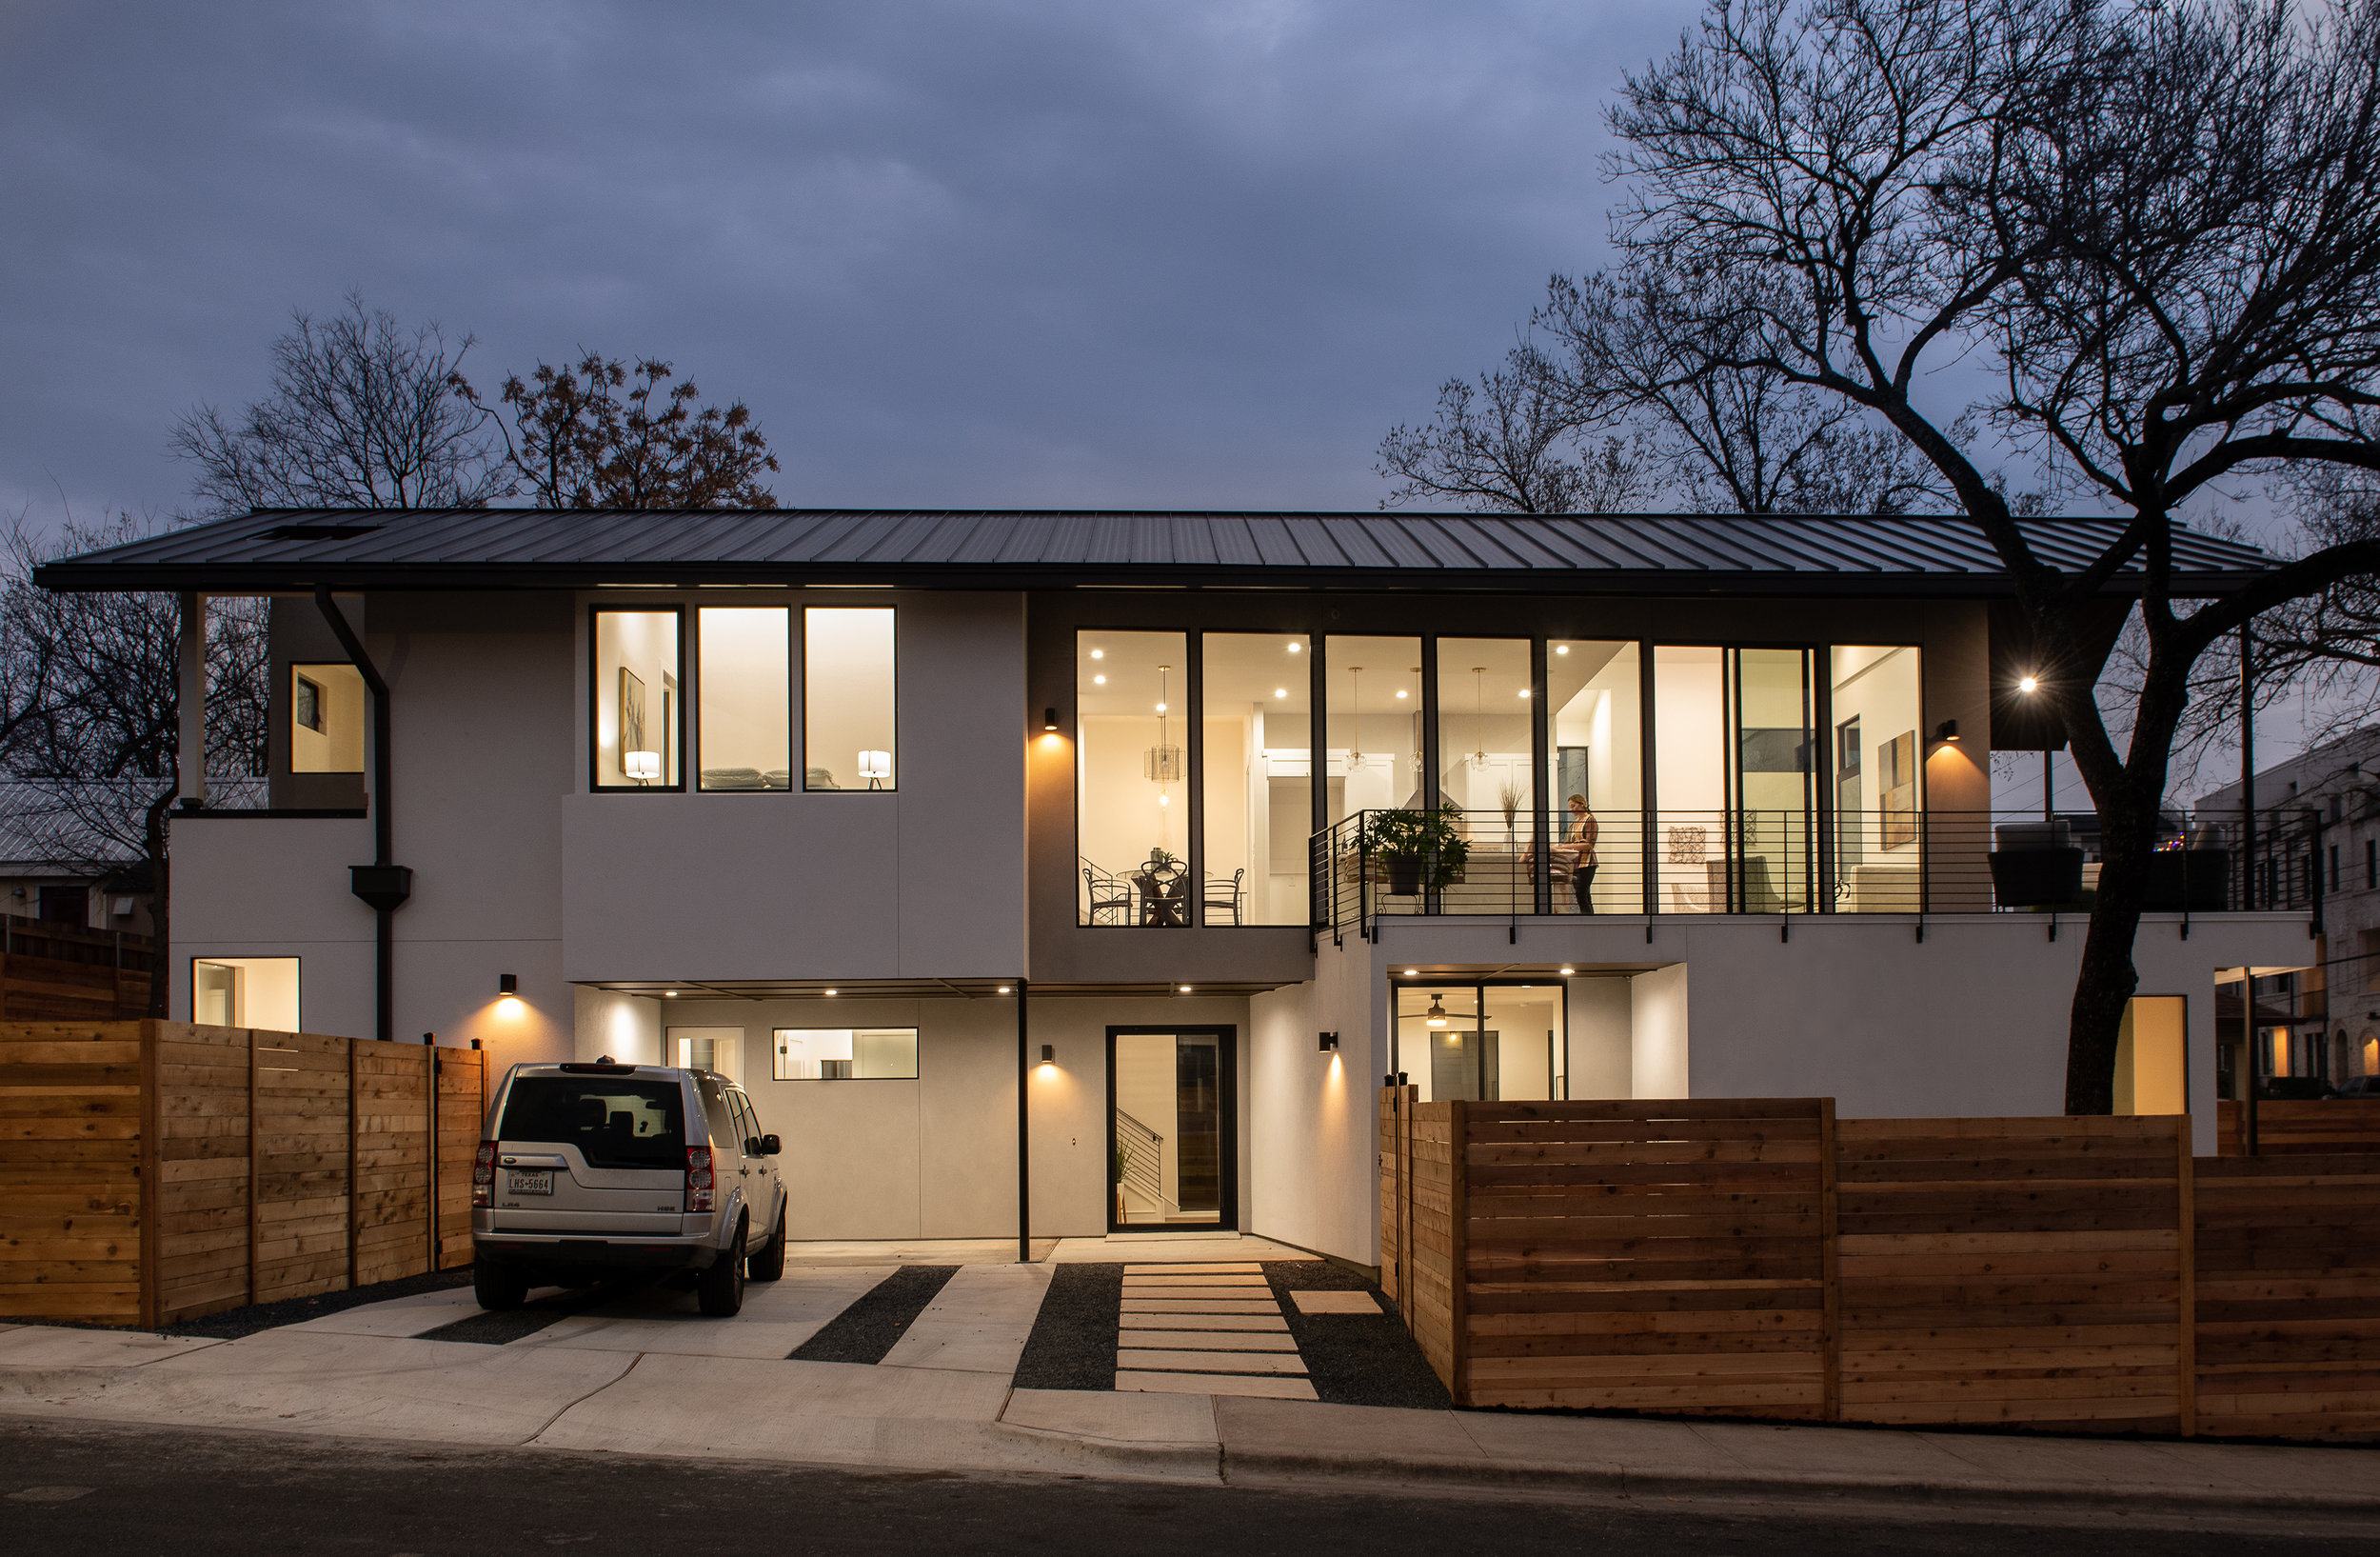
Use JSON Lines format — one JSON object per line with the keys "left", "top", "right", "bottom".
{"left": 1934, "top": 719, "right": 1960, "bottom": 743}
{"left": 1042, "top": 708, "right": 1060, "bottom": 731}
{"left": 498, "top": 973, "right": 517, "bottom": 994}
{"left": 624, "top": 749, "right": 661, "bottom": 784}
{"left": 1319, "top": 1031, "right": 1339, "bottom": 1052}
{"left": 1039, "top": 1044, "right": 1056, "bottom": 1065}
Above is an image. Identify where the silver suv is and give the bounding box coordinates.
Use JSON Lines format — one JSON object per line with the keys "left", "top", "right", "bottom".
{"left": 470, "top": 1058, "right": 786, "bottom": 1317}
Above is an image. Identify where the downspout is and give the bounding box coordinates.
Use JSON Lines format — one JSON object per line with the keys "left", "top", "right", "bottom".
{"left": 316, "top": 589, "right": 409, "bottom": 1046}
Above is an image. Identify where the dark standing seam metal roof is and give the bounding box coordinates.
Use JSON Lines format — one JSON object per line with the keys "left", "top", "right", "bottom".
{"left": 30, "top": 508, "right": 2272, "bottom": 596}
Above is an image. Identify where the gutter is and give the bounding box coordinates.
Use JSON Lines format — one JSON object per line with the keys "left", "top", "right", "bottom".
{"left": 314, "top": 589, "right": 409, "bottom": 1047}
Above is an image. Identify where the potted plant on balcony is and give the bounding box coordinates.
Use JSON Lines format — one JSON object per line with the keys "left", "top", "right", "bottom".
{"left": 1367, "top": 802, "right": 1470, "bottom": 897}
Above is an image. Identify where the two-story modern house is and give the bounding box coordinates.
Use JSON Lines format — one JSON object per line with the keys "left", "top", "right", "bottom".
{"left": 37, "top": 509, "right": 2317, "bottom": 1270}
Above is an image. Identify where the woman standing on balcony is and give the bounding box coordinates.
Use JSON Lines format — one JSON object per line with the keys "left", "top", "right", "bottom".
{"left": 1559, "top": 794, "right": 1598, "bottom": 913}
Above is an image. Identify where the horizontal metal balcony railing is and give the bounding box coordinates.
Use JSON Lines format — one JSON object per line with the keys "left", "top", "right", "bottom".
{"left": 1309, "top": 807, "right": 2325, "bottom": 937}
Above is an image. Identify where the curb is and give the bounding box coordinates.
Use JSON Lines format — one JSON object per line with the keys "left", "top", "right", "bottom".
{"left": 983, "top": 1419, "right": 1223, "bottom": 1483}
{"left": 1215, "top": 1444, "right": 2380, "bottom": 1521}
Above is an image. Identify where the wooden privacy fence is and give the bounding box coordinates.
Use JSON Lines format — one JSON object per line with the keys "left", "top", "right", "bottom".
{"left": 0, "top": 1021, "right": 486, "bottom": 1327}
{"left": 1379, "top": 1091, "right": 2380, "bottom": 1439}
{"left": 0, "top": 923, "right": 153, "bottom": 1022}
{"left": 2216, "top": 1097, "right": 2380, "bottom": 1156}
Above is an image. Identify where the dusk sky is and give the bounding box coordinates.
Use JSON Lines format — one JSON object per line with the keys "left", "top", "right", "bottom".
{"left": 0, "top": 1, "right": 1694, "bottom": 528}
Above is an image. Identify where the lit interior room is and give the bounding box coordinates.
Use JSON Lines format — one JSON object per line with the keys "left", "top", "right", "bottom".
{"left": 802, "top": 607, "right": 897, "bottom": 790}
{"left": 1078, "top": 630, "right": 1190, "bottom": 925}
{"left": 192, "top": 956, "right": 300, "bottom": 1031}
{"left": 1394, "top": 983, "right": 1565, "bottom": 1102}
{"left": 1829, "top": 646, "right": 1924, "bottom": 910}
{"left": 1543, "top": 640, "right": 1640, "bottom": 913}
{"left": 696, "top": 607, "right": 791, "bottom": 790}
{"left": 1323, "top": 635, "right": 1423, "bottom": 823}
{"left": 1112, "top": 1029, "right": 1223, "bottom": 1225}
{"left": 1200, "top": 634, "right": 1312, "bottom": 925}
{"left": 594, "top": 609, "right": 681, "bottom": 788}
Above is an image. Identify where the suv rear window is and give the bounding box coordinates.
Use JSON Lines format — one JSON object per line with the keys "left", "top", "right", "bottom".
{"left": 499, "top": 1077, "right": 685, "bottom": 1169}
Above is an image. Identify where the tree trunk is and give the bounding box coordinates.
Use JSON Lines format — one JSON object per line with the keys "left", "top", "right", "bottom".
{"left": 2063, "top": 775, "right": 2165, "bottom": 1115}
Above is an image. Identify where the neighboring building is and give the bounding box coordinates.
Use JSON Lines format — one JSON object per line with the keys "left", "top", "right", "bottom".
{"left": 36, "top": 509, "right": 2317, "bottom": 1268}
{"left": 0, "top": 795, "right": 155, "bottom": 937}
{"left": 2199, "top": 725, "right": 2380, "bottom": 1089}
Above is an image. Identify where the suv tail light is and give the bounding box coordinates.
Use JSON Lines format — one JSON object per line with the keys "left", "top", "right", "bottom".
{"left": 471, "top": 1140, "right": 497, "bottom": 1208}
{"left": 685, "top": 1145, "right": 715, "bottom": 1213}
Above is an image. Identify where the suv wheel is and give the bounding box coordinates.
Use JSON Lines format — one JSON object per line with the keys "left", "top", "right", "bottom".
{"left": 474, "top": 1258, "right": 527, "bottom": 1311}
{"left": 699, "top": 1221, "right": 747, "bottom": 1317}
{"left": 747, "top": 1203, "right": 786, "bottom": 1282}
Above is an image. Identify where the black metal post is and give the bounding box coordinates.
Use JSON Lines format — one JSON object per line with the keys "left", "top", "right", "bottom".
{"left": 2241, "top": 627, "right": 2256, "bottom": 909}
{"left": 1015, "top": 978, "right": 1031, "bottom": 1263}
{"left": 1639, "top": 643, "right": 1658, "bottom": 922}
{"left": 318, "top": 590, "right": 397, "bottom": 1047}
{"left": 1530, "top": 637, "right": 1551, "bottom": 919}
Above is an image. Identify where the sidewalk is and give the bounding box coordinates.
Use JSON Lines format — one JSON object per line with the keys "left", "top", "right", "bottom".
{"left": 4, "top": 1317, "right": 2375, "bottom": 1526}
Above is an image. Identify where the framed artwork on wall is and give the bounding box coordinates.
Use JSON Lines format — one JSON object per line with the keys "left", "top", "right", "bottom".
{"left": 620, "top": 668, "right": 646, "bottom": 779}
{"left": 1880, "top": 729, "right": 1917, "bottom": 848}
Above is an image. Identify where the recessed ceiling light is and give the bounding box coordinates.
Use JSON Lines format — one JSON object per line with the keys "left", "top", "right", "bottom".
{"left": 1556, "top": 645, "right": 1569, "bottom": 655}
{"left": 1518, "top": 689, "right": 1530, "bottom": 698}
{"left": 1093, "top": 674, "right": 1105, "bottom": 684}
{"left": 1395, "top": 689, "right": 1408, "bottom": 699}
{"left": 1287, "top": 642, "right": 1300, "bottom": 653}
{"left": 998, "top": 986, "right": 1012, "bottom": 994}
{"left": 823, "top": 988, "right": 837, "bottom": 996}
{"left": 1275, "top": 688, "right": 1288, "bottom": 698}
{"left": 1558, "top": 966, "right": 1575, "bottom": 976}
{"left": 1156, "top": 701, "right": 1167, "bottom": 713}
{"left": 1090, "top": 649, "right": 1103, "bottom": 659}
{"left": 1404, "top": 968, "right": 1418, "bottom": 976}
{"left": 664, "top": 990, "right": 677, "bottom": 997}
{"left": 1179, "top": 984, "right": 1192, "bottom": 993}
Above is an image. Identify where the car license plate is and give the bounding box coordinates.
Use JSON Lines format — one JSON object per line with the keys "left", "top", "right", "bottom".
{"left": 506, "top": 1169, "right": 553, "bottom": 1196}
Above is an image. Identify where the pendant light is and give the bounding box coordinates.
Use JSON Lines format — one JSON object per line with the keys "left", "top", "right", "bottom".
{"left": 1424, "top": 994, "right": 1449, "bottom": 1028}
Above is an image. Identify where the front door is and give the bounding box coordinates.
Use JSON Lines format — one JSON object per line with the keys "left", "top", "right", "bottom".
{"left": 1107, "top": 1027, "right": 1236, "bottom": 1231}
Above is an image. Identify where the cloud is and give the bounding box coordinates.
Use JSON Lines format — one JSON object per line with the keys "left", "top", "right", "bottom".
{"left": 0, "top": 0, "right": 1685, "bottom": 523}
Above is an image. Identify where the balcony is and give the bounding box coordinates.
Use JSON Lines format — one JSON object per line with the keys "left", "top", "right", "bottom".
{"left": 1309, "top": 807, "right": 2322, "bottom": 938}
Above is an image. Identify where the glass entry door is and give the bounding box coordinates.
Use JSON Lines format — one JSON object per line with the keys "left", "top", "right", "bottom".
{"left": 1107, "top": 1027, "right": 1236, "bottom": 1230}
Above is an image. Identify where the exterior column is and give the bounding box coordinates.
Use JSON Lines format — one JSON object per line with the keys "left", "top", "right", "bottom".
{"left": 177, "top": 592, "right": 206, "bottom": 807}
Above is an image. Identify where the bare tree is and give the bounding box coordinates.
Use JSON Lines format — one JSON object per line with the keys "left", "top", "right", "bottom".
{"left": 1536, "top": 270, "right": 1947, "bottom": 515}
{"left": 170, "top": 290, "right": 507, "bottom": 511}
{"left": 1378, "top": 347, "right": 1651, "bottom": 513}
{"left": 476, "top": 354, "right": 779, "bottom": 509}
{"left": 1600, "top": 0, "right": 2380, "bottom": 1110}
{"left": 0, "top": 513, "right": 268, "bottom": 1014}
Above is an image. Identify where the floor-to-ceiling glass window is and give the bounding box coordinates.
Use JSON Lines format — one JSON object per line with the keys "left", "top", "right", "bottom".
{"left": 1436, "top": 639, "right": 1534, "bottom": 914}
{"left": 1828, "top": 646, "right": 1923, "bottom": 910}
{"left": 1545, "top": 641, "right": 1641, "bottom": 913}
{"left": 1652, "top": 647, "right": 1725, "bottom": 911}
{"left": 1078, "top": 630, "right": 1190, "bottom": 926}
{"left": 1200, "top": 634, "right": 1311, "bottom": 925}
{"left": 1734, "top": 648, "right": 1815, "bottom": 912}
{"left": 1394, "top": 982, "right": 1565, "bottom": 1101}
{"left": 593, "top": 608, "right": 682, "bottom": 789}
{"left": 1323, "top": 637, "right": 1424, "bottom": 824}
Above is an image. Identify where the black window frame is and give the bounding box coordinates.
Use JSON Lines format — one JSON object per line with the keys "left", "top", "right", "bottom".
{"left": 587, "top": 602, "right": 687, "bottom": 794}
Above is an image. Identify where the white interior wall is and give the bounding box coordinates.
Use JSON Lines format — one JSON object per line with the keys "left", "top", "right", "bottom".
{"left": 596, "top": 609, "right": 678, "bottom": 786}
{"left": 290, "top": 662, "right": 366, "bottom": 772}
{"left": 1631, "top": 963, "right": 1692, "bottom": 1096}
{"left": 1566, "top": 976, "right": 1633, "bottom": 1098}
{"left": 803, "top": 607, "right": 897, "bottom": 789}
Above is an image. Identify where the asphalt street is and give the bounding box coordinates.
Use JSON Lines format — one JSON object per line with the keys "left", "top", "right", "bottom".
{"left": 2, "top": 1420, "right": 2371, "bottom": 1556}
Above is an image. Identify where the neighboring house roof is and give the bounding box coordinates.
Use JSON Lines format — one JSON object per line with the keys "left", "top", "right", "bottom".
{"left": 32, "top": 508, "right": 2272, "bottom": 598}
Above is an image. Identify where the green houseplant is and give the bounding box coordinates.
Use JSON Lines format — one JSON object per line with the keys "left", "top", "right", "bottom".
{"left": 1367, "top": 802, "right": 1470, "bottom": 896}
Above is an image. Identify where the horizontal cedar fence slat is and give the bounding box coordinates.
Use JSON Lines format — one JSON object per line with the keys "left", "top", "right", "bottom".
{"left": 1384, "top": 1091, "right": 2380, "bottom": 1442}
{"left": 0, "top": 1021, "right": 483, "bottom": 1327}
{"left": 2218, "top": 1098, "right": 2380, "bottom": 1156}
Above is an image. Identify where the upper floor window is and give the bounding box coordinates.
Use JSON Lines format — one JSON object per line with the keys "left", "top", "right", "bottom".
{"left": 1079, "top": 629, "right": 1189, "bottom": 925}
{"left": 593, "top": 608, "right": 683, "bottom": 789}
{"left": 698, "top": 608, "right": 790, "bottom": 790}
{"left": 1324, "top": 636, "right": 1423, "bottom": 824}
{"left": 290, "top": 663, "right": 365, "bottom": 773}
{"left": 804, "top": 607, "right": 896, "bottom": 790}
{"left": 1202, "top": 633, "right": 1310, "bottom": 926}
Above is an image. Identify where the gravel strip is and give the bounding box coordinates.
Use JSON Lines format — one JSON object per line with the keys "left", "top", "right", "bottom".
{"left": 1264, "top": 1260, "right": 1451, "bottom": 1409}
{"left": 1012, "top": 1263, "right": 1123, "bottom": 1390}
{"left": 787, "top": 1264, "right": 959, "bottom": 1364}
